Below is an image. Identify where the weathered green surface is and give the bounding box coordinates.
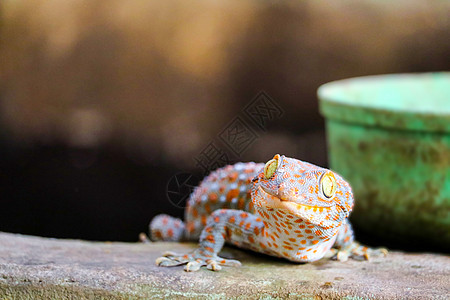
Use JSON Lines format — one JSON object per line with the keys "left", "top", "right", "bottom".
{"left": 318, "top": 73, "right": 450, "bottom": 249}
{"left": 319, "top": 73, "right": 450, "bottom": 132}
{"left": 0, "top": 232, "right": 449, "bottom": 299}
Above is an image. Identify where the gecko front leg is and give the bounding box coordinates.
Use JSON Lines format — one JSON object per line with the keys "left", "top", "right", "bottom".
{"left": 156, "top": 209, "right": 265, "bottom": 271}
{"left": 327, "top": 219, "right": 388, "bottom": 261}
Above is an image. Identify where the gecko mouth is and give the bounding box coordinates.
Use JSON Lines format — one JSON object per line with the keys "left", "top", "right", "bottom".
{"left": 257, "top": 186, "right": 332, "bottom": 211}
{"left": 255, "top": 186, "right": 337, "bottom": 227}
{"left": 258, "top": 185, "right": 333, "bottom": 209}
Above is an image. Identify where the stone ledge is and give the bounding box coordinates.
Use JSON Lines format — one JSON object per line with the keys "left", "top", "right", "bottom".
{"left": 0, "top": 232, "right": 448, "bottom": 299}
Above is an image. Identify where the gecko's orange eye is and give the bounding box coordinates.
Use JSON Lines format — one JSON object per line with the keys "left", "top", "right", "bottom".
{"left": 263, "top": 156, "right": 279, "bottom": 179}
{"left": 320, "top": 172, "right": 336, "bottom": 198}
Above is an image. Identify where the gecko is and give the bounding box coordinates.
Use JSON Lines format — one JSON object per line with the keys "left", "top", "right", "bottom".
{"left": 151, "top": 154, "right": 387, "bottom": 271}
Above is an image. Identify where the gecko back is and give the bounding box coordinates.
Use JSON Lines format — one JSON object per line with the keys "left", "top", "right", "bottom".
{"left": 150, "top": 162, "right": 264, "bottom": 241}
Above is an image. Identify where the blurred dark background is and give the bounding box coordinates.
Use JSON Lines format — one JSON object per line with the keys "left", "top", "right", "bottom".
{"left": 0, "top": 0, "right": 449, "bottom": 246}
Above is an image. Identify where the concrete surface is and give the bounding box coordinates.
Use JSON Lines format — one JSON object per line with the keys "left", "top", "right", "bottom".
{"left": 0, "top": 232, "right": 448, "bottom": 299}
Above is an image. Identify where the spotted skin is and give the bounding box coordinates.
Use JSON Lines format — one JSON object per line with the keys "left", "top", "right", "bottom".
{"left": 152, "top": 155, "right": 387, "bottom": 271}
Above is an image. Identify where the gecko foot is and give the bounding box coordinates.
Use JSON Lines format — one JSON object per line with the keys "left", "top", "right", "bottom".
{"left": 348, "top": 246, "right": 388, "bottom": 261}
{"left": 139, "top": 232, "right": 151, "bottom": 243}
{"left": 326, "top": 243, "right": 388, "bottom": 262}
{"left": 155, "top": 250, "right": 241, "bottom": 272}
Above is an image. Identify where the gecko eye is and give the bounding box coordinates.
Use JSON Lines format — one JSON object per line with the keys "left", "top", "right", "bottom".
{"left": 320, "top": 172, "right": 336, "bottom": 198}
{"left": 263, "top": 155, "right": 279, "bottom": 179}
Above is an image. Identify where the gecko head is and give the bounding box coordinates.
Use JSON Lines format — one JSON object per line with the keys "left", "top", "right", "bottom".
{"left": 251, "top": 154, "right": 354, "bottom": 226}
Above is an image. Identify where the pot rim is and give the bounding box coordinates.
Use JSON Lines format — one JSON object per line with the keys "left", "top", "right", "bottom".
{"left": 318, "top": 72, "right": 450, "bottom": 133}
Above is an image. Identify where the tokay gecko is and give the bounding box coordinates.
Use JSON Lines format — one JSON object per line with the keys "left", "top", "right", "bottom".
{"left": 151, "top": 154, "right": 387, "bottom": 271}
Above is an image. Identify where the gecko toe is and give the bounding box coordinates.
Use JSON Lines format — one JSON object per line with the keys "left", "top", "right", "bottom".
{"left": 156, "top": 256, "right": 184, "bottom": 267}
{"left": 379, "top": 248, "right": 389, "bottom": 256}
{"left": 156, "top": 252, "right": 192, "bottom": 267}
{"left": 185, "top": 260, "right": 204, "bottom": 272}
{"left": 367, "top": 247, "right": 388, "bottom": 259}
{"left": 336, "top": 250, "right": 349, "bottom": 262}
{"left": 206, "top": 260, "right": 222, "bottom": 271}
{"left": 324, "top": 249, "right": 337, "bottom": 259}
{"left": 219, "top": 258, "right": 241, "bottom": 267}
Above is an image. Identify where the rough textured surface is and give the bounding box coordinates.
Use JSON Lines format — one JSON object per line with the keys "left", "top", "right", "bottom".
{"left": 0, "top": 232, "right": 448, "bottom": 299}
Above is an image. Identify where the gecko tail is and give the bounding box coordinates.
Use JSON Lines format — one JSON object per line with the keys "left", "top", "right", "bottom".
{"left": 150, "top": 214, "right": 185, "bottom": 242}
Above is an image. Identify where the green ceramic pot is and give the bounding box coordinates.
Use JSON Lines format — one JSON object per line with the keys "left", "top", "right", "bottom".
{"left": 318, "top": 73, "right": 450, "bottom": 250}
